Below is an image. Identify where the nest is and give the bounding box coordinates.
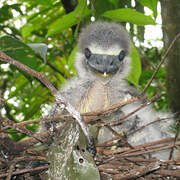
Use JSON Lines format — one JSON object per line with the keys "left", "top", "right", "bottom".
{"left": 1, "top": 97, "right": 180, "bottom": 180}
{"left": 1, "top": 45, "right": 180, "bottom": 179}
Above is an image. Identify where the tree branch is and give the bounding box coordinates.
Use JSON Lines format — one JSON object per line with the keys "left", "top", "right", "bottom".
{"left": 0, "top": 50, "right": 96, "bottom": 156}
{"left": 141, "top": 32, "right": 180, "bottom": 95}
{"left": 0, "top": 51, "right": 57, "bottom": 94}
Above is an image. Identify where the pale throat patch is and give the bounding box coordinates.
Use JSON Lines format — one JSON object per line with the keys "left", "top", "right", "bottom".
{"left": 89, "top": 44, "right": 122, "bottom": 56}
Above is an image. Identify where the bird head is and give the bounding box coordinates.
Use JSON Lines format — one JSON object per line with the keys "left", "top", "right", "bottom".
{"left": 76, "top": 21, "right": 131, "bottom": 79}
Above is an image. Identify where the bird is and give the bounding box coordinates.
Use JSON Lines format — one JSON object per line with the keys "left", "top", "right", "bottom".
{"left": 45, "top": 21, "right": 176, "bottom": 179}
{"left": 59, "top": 21, "right": 175, "bottom": 159}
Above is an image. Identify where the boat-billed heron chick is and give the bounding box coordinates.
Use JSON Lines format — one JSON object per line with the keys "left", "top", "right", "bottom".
{"left": 62, "top": 21, "right": 175, "bottom": 160}
{"left": 46, "top": 21, "right": 175, "bottom": 165}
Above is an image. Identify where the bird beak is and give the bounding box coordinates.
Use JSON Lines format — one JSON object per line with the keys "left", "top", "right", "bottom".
{"left": 86, "top": 54, "right": 120, "bottom": 77}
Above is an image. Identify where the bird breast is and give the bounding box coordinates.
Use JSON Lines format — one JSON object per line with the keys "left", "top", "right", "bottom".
{"left": 77, "top": 81, "right": 110, "bottom": 113}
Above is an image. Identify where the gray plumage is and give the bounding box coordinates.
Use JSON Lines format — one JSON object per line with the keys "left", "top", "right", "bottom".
{"left": 58, "top": 21, "right": 175, "bottom": 160}
{"left": 45, "top": 21, "right": 175, "bottom": 163}
{"left": 44, "top": 21, "right": 177, "bottom": 180}
{"left": 78, "top": 21, "right": 130, "bottom": 54}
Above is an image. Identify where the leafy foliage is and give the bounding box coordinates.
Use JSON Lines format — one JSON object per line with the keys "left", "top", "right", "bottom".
{"left": 47, "top": 1, "right": 92, "bottom": 36}
{"left": 27, "top": 43, "right": 48, "bottom": 63}
{"left": 126, "top": 44, "right": 141, "bottom": 87}
{"left": 0, "top": 36, "right": 38, "bottom": 70}
{"left": 137, "top": 0, "right": 158, "bottom": 17}
{"left": 102, "top": 8, "right": 156, "bottom": 25}
{"left": 139, "top": 47, "right": 168, "bottom": 110}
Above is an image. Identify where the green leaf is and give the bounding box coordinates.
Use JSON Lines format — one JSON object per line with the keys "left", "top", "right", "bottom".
{"left": 18, "top": 0, "right": 52, "bottom": 6}
{"left": 47, "top": 11, "right": 77, "bottom": 36}
{"left": 102, "top": 8, "right": 156, "bottom": 25}
{"left": 126, "top": 44, "right": 142, "bottom": 87}
{"left": 0, "top": 36, "right": 38, "bottom": 70}
{"left": 47, "top": 0, "right": 92, "bottom": 36}
{"left": 10, "top": 4, "right": 23, "bottom": 15}
{"left": 28, "top": 43, "right": 48, "bottom": 63}
{"left": 47, "top": 9, "right": 91, "bottom": 36}
{"left": 93, "top": 0, "right": 114, "bottom": 17}
{"left": 24, "top": 87, "right": 49, "bottom": 120}
{"left": 140, "top": 68, "right": 165, "bottom": 83}
{"left": 67, "top": 46, "right": 77, "bottom": 70}
{"left": 32, "top": 0, "right": 52, "bottom": 6}
{"left": 0, "top": 5, "right": 13, "bottom": 23}
{"left": 75, "top": 0, "right": 88, "bottom": 13}
{"left": 21, "top": 24, "right": 35, "bottom": 37}
{"left": 109, "top": 0, "right": 120, "bottom": 8}
{"left": 8, "top": 76, "right": 28, "bottom": 99}
{"left": 137, "top": 0, "right": 158, "bottom": 17}
{"left": 0, "top": 4, "right": 23, "bottom": 23}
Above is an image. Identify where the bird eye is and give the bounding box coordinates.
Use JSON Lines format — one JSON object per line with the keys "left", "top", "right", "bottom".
{"left": 118, "top": 50, "right": 126, "bottom": 61}
{"left": 84, "top": 48, "right": 91, "bottom": 59}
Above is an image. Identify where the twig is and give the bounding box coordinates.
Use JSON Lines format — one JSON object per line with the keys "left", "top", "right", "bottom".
{"left": 1, "top": 26, "right": 19, "bottom": 40}
{"left": 0, "top": 96, "right": 145, "bottom": 138}
{"left": 15, "top": 121, "right": 68, "bottom": 152}
{"left": 1, "top": 116, "right": 43, "bottom": 143}
{"left": 103, "top": 94, "right": 161, "bottom": 126}
{"left": 6, "top": 162, "right": 15, "bottom": 180}
{"left": 128, "top": 117, "right": 173, "bottom": 137}
{"left": 169, "top": 116, "right": 180, "bottom": 160}
{"left": 141, "top": 32, "right": 180, "bottom": 95}
{"left": 107, "top": 126, "right": 134, "bottom": 149}
{"left": 155, "top": 169, "right": 180, "bottom": 177}
{"left": 0, "top": 98, "right": 5, "bottom": 108}
{"left": 113, "top": 162, "right": 160, "bottom": 180}
{"left": 103, "top": 147, "right": 130, "bottom": 156}
{"left": 121, "top": 157, "right": 180, "bottom": 165}
{"left": 120, "top": 137, "right": 180, "bottom": 156}
{"left": 122, "top": 142, "right": 180, "bottom": 157}
{"left": 5, "top": 156, "right": 46, "bottom": 180}
{"left": 36, "top": 54, "right": 67, "bottom": 78}
{"left": 84, "top": 95, "right": 146, "bottom": 118}
{"left": 0, "top": 50, "right": 95, "bottom": 156}
{"left": 0, "top": 51, "right": 57, "bottom": 94}
{"left": 0, "top": 165, "right": 49, "bottom": 178}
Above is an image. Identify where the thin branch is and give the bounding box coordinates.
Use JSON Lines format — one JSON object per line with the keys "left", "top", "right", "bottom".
{"left": 103, "top": 94, "right": 161, "bottom": 126}
{"left": 84, "top": 95, "right": 146, "bottom": 117}
{"left": 0, "top": 50, "right": 95, "bottom": 156}
{"left": 107, "top": 126, "right": 134, "bottom": 149}
{"left": 141, "top": 32, "right": 180, "bottom": 95}
{"left": 0, "top": 96, "right": 145, "bottom": 135}
{"left": 36, "top": 54, "right": 67, "bottom": 78}
{"left": 0, "top": 116, "right": 43, "bottom": 143}
{"left": 0, "top": 51, "right": 57, "bottom": 94}
{"left": 120, "top": 137, "right": 180, "bottom": 156}
{"left": 128, "top": 117, "right": 173, "bottom": 137}
{"left": 1, "top": 26, "right": 19, "bottom": 40}
{"left": 169, "top": 116, "right": 180, "bottom": 160}
{"left": 6, "top": 162, "right": 15, "bottom": 180}
{"left": 0, "top": 165, "right": 48, "bottom": 178}
{"left": 0, "top": 98, "right": 5, "bottom": 108}
{"left": 113, "top": 162, "right": 160, "bottom": 180}
{"left": 155, "top": 169, "right": 180, "bottom": 178}
{"left": 121, "top": 141, "right": 180, "bottom": 157}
